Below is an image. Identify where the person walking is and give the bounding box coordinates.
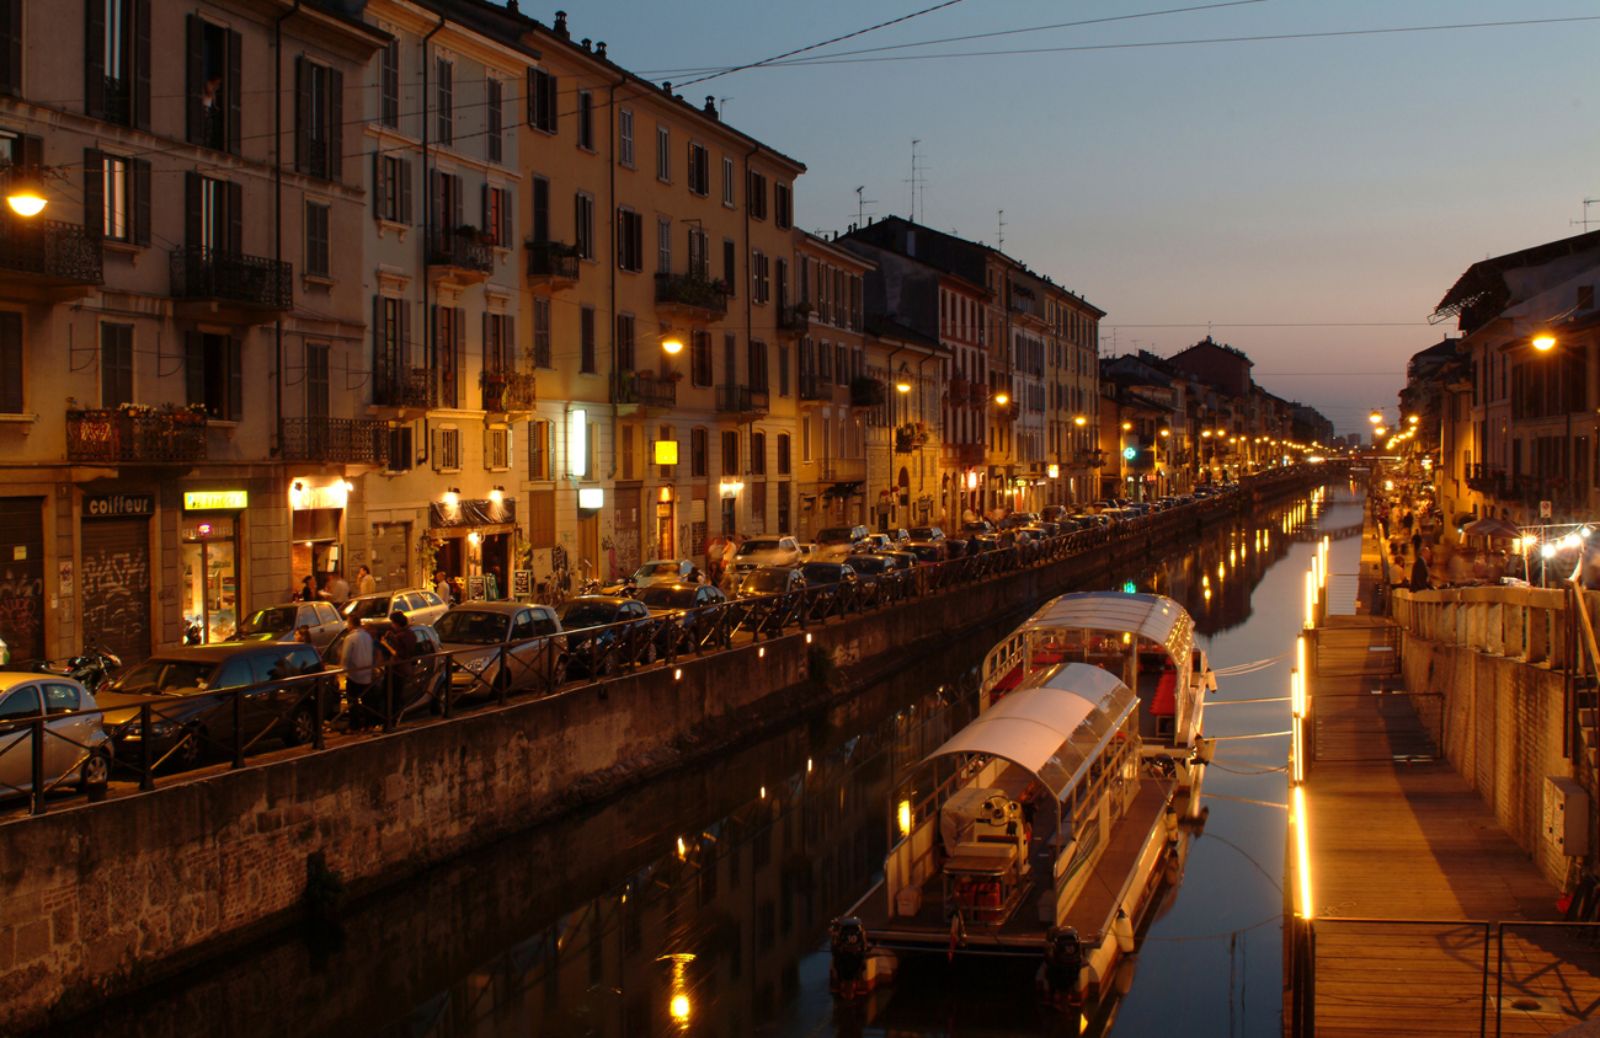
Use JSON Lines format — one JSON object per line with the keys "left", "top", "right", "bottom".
{"left": 339, "top": 614, "right": 376, "bottom": 732}
{"left": 355, "top": 564, "right": 377, "bottom": 596}
{"left": 319, "top": 569, "right": 351, "bottom": 607}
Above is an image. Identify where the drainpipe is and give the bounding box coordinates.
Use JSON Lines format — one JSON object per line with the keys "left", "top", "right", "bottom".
{"left": 418, "top": 14, "right": 445, "bottom": 466}
{"left": 741, "top": 144, "right": 757, "bottom": 521}
{"left": 273, "top": 0, "right": 301, "bottom": 459}
{"left": 606, "top": 73, "right": 624, "bottom": 482}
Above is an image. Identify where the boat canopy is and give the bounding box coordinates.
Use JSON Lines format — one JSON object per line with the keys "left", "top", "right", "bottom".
{"left": 1021, "top": 592, "right": 1194, "bottom": 669}
{"left": 924, "top": 663, "right": 1137, "bottom": 802}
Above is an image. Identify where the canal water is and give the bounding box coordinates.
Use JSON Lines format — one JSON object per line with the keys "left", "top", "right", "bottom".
{"left": 51, "top": 483, "right": 1364, "bottom": 1038}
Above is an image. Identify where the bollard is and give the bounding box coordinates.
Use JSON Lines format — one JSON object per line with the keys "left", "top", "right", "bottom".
{"left": 29, "top": 716, "right": 45, "bottom": 815}
{"left": 138, "top": 702, "right": 155, "bottom": 791}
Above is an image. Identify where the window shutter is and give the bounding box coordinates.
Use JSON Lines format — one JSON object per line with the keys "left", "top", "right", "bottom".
{"left": 184, "top": 15, "right": 202, "bottom": 144}
{"left": 133, "top": 0, "right": 150, "bottom": 130}
{"left": 184, "top": 332, "right": 205, "bottom": 407}
{"left": 454, "top": 307, "right": 465, "bottom": 381}
{"left": 372, "top": 294, "right": 385, "bottom": 388}
{"left": 17, "top": 133, "right": 39, "bottom": 175}
{"left": 0, "top": 0, "right": 21, "bottom": 95}
{"left": 84, "top": 0, "right": 105, "bottom": 118}
{"left": 372, "top": 151, "right": 387, "bottom": 219}
{"left": 293, "top": 56, "right": 309, "bottom": 173}
{"left": 82, "top": 148, "right": 102, "bottom": 235}
{"left": 481, "top": 312, "right": 489, "bottom": 372}
{"left": 328, "top": 68, "right": 343, "bottom": 180}
{"left": 500, "top": 190, "right": 512, "bottom": 249}
{"left": 531, "top": 177, "right": 548, "bottom": 242}
{"left": 398, "top": 156, "right": 412, "bottom": 224}
{"left": 228, "top": 337, "right": 242, "bottom": 419}
{"left": 525, "top": 67, "right": 536, "bottom": 126}
{"left": 183, "top": 171, "right": 202, "bottom": 251}
{"left": 401, "top": 299, "right": 411, "bottom": 368}
{"left": 545, "top": 74, "right": 558, "bottom": 132}
{"left": 451, "top": 176, "right": 462, "bottom": 230}
{"left": 226, "top": 180, "right": 242, "bottom": 254}
{"left": 480, "top": 182, "right": 489, "bottom": 241}
{"left": 428, "top": 168, "right": 440, "bottom": 235}
{"left": 132, "top": 158, "right": 150, "bottom": 245}
{"left": 226, "top": 29, "right": 242, "bottom": 154}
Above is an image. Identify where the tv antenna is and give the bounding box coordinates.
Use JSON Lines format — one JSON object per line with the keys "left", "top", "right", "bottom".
{"left": 997, "top": 209, "right": 1006, "bottom": 251}
{"left": 1573, "top": 197, "right": 1600, "bottom": 231}
{"left": 905, "top": 139, "right": 928, "bottom": 222}
{"left": 854, "top": 185, "right": 877, "bottom": 228}
{"left": 717, "top": 97, "right": 732, "bottom": 119}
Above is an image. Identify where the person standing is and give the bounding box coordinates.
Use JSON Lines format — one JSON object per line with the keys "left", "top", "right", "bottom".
{"left": 705, "top": 532, "right": 727, "bottom": 587}
{"left": 355, "top": 564, "right": 377, "bottom": 596}
{"left": 722, "top": 532, "right": 740, "bottom": 584}
{"left": 339, "top": 614, "right": 376, "bottom": 732}
{"left": 298, "top": 576, "right": 316, "bottom": 602}
{"left": 319, "top": 570, "right": 350, "bottom": 607}
{"left": 434, "top": 569, "right": 455, "bottom": 606}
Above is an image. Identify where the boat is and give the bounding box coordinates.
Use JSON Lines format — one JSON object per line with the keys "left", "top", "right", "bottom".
{"left": 830, "top": 592, "right": 1215, "bottom": 1007}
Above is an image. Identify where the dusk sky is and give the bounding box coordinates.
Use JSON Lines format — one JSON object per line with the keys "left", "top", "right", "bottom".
{"left": 541, "top": 0, "right": 1600, "bottom": 434}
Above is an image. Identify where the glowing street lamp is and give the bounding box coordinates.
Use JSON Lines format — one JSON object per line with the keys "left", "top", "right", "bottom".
{"left": 1407, "top": 414, "right": 1420, "bottom": 426}
{"left": 993, "top": 391, "right": 1010, "bottom": 407}
{"left": 5, "top": 177, "right": 46, "bottom": 217}
{"left": 1532, "top": 334, "right": 1556, "bottom": 353}
{"left": 1072, "top": 414, "right": 1086, "bottom": 427}
{"left": 660, "top": 336, "right": 685, "bottom": 355}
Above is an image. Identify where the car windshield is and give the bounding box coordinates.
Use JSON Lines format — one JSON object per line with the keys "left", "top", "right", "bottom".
{"left": 816, "top": 528, "right": 856, "bottom": 544}
{"left": 638, "top": 586, "right": 698, "bottom": 610}
{"left": 853, "top": 556, "right": 887, "bottom": 573}
{"left": 559, "top": 602, "right": 620, "bottom": 629}
{"left": 800, "top": 563, "right": 842, "bottom": 583}
{"left": 910, "top": 528, "right": 935, "bottom": 539}
{"left": 106, "top": 659, "right": 216, "bottom": 695}
{"left": 635, "top": 562, "right": 681, "bottom": 579}
{"left": 737, "top": 539, "right": 781, "bottom": 555}
{"left": 236, "top": 607, "right": 297, "bottom": 636}
{"left": 342, "top": 596, "right": 391, "bottom": 621}
{"left": 435, "top": 610, "right": 510, "bottom": 645}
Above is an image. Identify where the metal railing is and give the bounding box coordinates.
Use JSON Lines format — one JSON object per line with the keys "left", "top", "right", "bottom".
{"left": 716, "top": 384, "right": 769, "bottom": 415}
{"left": 373, "top": 363, "right": 439, "bottom": 409}
{"left": 480, "top": 369, "right": 537, "bottom": 413}
{"left": 524, "top": 239, "right": 579, "bottom": 282}
{"left": 777, "top": 304, "right": 812, "bottom": 331}
{"left": 0, "top": 216, "right": 103, "bottom": 284}
{"left": 66, "top": 408, "right": 208, "bottom": 464}
{"left": 655, "top": 272, "right": 729, "bottom": 316}
{"left": 798, "top": 372, "right": 832, "bottom": 402}
{"left": 170, "top": 247, "right": 292, "bottom": 310}
{"left": 427, "top": 231, "right": 494, "bottom": 273}
{"left": 613, "top": 371, "right": 677, "bottom": 409}
{"left": 278, "top": 417, "right": 389, "bottom": 465}
{"left": 0, "top": 467, "right": 1336, "bottom": 820}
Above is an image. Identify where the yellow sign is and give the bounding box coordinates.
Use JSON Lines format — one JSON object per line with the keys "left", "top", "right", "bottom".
{"left": 184, "top": 490, "right": 249, "bottom": 511}
{"left": 654, "top": 439, "right": 678, "bottom": 466}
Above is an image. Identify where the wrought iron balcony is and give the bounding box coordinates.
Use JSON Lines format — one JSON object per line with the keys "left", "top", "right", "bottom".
{"left": 716, "top": 385, "right": 770, "bottom": 417}
{"left": 798, "top": 372, "right": 831, "bottom": 402}
{"left": 372, "top": 363, "right": 439, "bottom": 410}
{"left": 278, "top": 417, "right": 389, "bottom": 465}
{"left": 525, "top": 239, "right": 579, "bottom": 286}
{"left": 850, "top": 377, "right": 886, "bottom": 409}
{"left": 427, "top": 230, "right": 494, "bottom": 277}
{"left": 0, "top": 216, "right": 103, "bottom": 288}
{"left": 170, "top": 248, "right": 292, "bottom": 313}
{"left": 613, "top": 371, "right": 678, "bottom": 410}
{"left": 777, "top": 304, "right": 812, "bottom": 332}
{"left": 480, "top": 369, "right": 537, "bottom": 413}
{"left": 655, "top": 272, "right": 729, "bottom": 319}
{"left": 67, "top": 408, "right": 207, "bottom": 464}
{"left": 895, "top": 422, "right": 929, "bottom": 453}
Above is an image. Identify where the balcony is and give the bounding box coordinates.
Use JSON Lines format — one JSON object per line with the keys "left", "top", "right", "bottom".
{"left": 655, "top": 272, "right": 729, "bottom": 321}
{"left": 894, "top": 422, "right": 929, "bottom": 453}
{"left": 480, "top": 369, "right": 537, "bottom": 414}
{"left": 717, "top": 385, "right": 770, "bottom": 418}
{"left": 427, "top": 230, "right": 494, "bottom": 282}
{"left": 612, "top": 371, "right": 678, "bottom": 412}
{"left": 67, "top": 407, "right": 207, "bottom": 465}
{"left": 949, "top": 442, "right": 985, "bottom": 468}
{"left": 798, "top": 372, "right": 833, "bottom": 403}
{"left": 169, "top": 248, "right": 292, "bottom": 320}
{"left": 849, "top": 376, "right": 886, "bottom": 409}
{"left": 279, "top": 417, "right": 388, "bottom": 466}
{"left": 524, "top": 240, "right": 579, "bottom": 288}
{"left": 777, "top": 304, "right": 812, "bottom": 334}
{"left": 372, "top": 364, "right": 439, "bottom": 411}
{"left": 0, "top": 216, "right": 103, "bottom": 294}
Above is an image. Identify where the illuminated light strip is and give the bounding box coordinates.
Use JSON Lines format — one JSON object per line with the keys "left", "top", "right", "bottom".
{"left": 1293, "top": 785, "right": 1314, "bottom": 919}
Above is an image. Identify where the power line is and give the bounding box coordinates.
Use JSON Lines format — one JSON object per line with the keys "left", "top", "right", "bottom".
{"left": 1106, "top": 322, "right": 1430, "bottom": 328}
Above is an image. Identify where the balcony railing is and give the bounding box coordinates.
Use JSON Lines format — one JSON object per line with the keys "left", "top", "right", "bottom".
{"left": 525, "top": 240, "right": 579, "bottom": 284}
{"left": 613, "top": 371, "right": 678, "bottom": 410}
{"left": 67, "top": 408, "right": 207, "bottom": 464}
{"left": 279, "top": 417, "right": 388, "bottom": 465}
{"left": 655, "top": 272, "right": 729, "bottom": 318}
{"left": 480, "top": 369, "right": 537, "bottom": 413}
{"left": 0, "top": 216, "right": 103, "bottom": 285}
{"left": 798, "top": 372, "right": 830, "bottom": 402}
{"left": 778, "top": 304, "right": 812, "bottom": 332}
{"left": 717, "top": 385, "right": 770, "bottom": 416}
{"left": 170, "top": 248, "right": 292, "bottom": 311}
{"left": 427, "top": 231, "right": 494, "bottom": 274}
{"left": 372, "top": 363, "right": 439, "bottom": 410}
{"left": 850, "top": 376, "right": 886, "bottom": 409}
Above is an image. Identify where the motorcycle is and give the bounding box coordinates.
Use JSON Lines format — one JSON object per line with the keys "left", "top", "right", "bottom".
{"left": 15, "top": 643, "right": 124, "bottom": 692}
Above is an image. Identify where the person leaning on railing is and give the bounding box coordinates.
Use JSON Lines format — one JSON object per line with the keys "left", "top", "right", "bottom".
{"left": 340, "top": 613, "right": 377, "bottom": 732}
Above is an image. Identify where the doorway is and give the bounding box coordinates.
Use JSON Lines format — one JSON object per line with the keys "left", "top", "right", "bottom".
{"left": 655, "top": 491, "right": 675, "bottom": 560}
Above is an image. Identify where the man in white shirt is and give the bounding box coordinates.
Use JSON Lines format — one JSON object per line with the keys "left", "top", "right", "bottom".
{"left": 339, "top": 613, "right": 376, "bottom": 731}
{"left": 434, "top": 570, "right": 455, "bottom": 605}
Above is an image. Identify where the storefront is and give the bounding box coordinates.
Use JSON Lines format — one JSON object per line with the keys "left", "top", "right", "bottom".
{"left": 180, "top": 489, "right": 247, "bottom": 644}
{"left": 428, "top": 495, "right": 516, "bottom": 601}
{"left": 289, "top": 479, "right": 349, "bottom": 591}
{"left": 80, "top": 492, "right": 154, "bottom": 664}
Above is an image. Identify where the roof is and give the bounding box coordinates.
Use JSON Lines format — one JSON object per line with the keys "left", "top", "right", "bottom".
{"left": 1433, "top": 229, "right": 1600, "bottom": 332}
{"left": 1170, "top": 336, "right": 1254, "bottom": 368}
{"left": 1020, "top": 592, "right": 1195, "bottom": 668}
{"left": 923, "top": 663, "right": 1136, "bottom": 801}
{"left": 865, "top": 315, "right": 944, "bottom": 351}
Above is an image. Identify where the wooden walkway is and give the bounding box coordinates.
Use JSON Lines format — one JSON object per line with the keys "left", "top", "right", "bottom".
{"left": 1297, "top": 515, "right": 1600, "bottom": 1036}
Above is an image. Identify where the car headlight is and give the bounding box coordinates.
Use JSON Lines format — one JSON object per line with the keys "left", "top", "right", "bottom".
{"left": 123, "top": 720, "right": 174, "bottom": 737}
{"left": 463, "top": 656, "right": 490, "bottom": 672}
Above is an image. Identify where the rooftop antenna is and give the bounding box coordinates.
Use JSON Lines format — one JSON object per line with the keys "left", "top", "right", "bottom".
{"left": 1573, "top": 197, "right": 1600, "bottom": 231}
{"left": 904, "top": 138, "right": 927, "bottom": 222}
{"left": 854, "top": 185, "right": 877, "bottom": 228}
{"left": 717, "top": 96, "right": 731, "bottom": 119}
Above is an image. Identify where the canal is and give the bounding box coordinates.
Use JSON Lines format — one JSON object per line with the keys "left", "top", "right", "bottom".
{"left": 46, "top": 482, "right": 1362, "bottom": 1038}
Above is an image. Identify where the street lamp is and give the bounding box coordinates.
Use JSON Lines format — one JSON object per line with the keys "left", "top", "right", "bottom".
{"left": 1073, "top": 414, "right": 1086, "bottom": 427}
{"left": 993, "top": 391, "right": 1010, "bottom": 407}
{"left": 661, "top": 335, "right": 684, "bottom": 355}
{"left": 5, "top": 177, "right": 46, "bottom": 217}
{"left": 1407, "top": 414, "right": 1420, "bottom": 426}
{"left": 1368, "top": 410, "right": 1382, "bottom": 426}
{"left": 894, "top": 364, "right": 912, "bottom": 394}
{"left": 1532, "top": 334, "right": 1556, "bottom": 352}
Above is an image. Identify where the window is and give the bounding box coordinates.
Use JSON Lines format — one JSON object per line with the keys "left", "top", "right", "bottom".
{"left": 775, "top": 258, "right": 789, "bottom": 308}
{"left": 528, "top": 419, "right": 551, "bottom": 479}
{"left": 186, "top": 17, "right": 240, "bottom": 153}
{"left": 295, "top": 57, "right": 343, "bottom": 180}
{"left": 721, "top": 431, "right": 738, "bottom": 474}
{"left": 87, "top": 0, "right": 150, "bottom": 129}
{"left": 184, "top": 331, "right": 241, "bottom": 421}
{"left": 723, "top": 239, "right": 736, "bottom": 296}
{"left": 580, "top": 306, "right": 596, "bottom": 374}
{"left": 481, "top": 185, "right": 511, "bottom": 246}
{"left": 617, "top": 208, "right": 644, "bottom": 272}
{"left": 777, "top": 481, "right": 790, "bottom": 533}
{"left": 487, "top": 78, "right": 503, "bottom": 163}
{"left": 617, "top": 313, "right": 636, "bottom": 371}
{"left": 575, "top": 192, "right": 595, "bottom": 259}
{"left": 801, "top": 415, "right": 812, "bottom": 462}
{"left": 84, "top": 149, "right": 149, "bottom": 244}
{"left": 721, "top": 156, "right": 734, "bottom": 206}
{"left": 0, "top": 311, "right": 18, "bottom": 413}
{"left": 0, "top": 1, "right": 21, "bottom": 95}
{"left": 305, "top": 342, "right": 329, "bottom": 418}
{"left": 657, "top": 216, "right": 672, "bottom": 273}
{"left": 532, "top": 298, "right": 552, "bottom": 368}
{"left": 774, "top": 183, "right": 792, "bottom": 229}
{"left": 435, "top": 426, "right": 461, "bottom": 471}
{"left": 483, "top": 312, "right": 513, "bottom": 373}
{"left": 101, "top": 323, "right": 133, "bottom": 407}
{"left": 620, "top": 424, "right": 637, "bottom": 481}
{"left": 435, "top": 58, "right": 452, "bottom": 145}
{"left": 691, "top": 427, "right": 708, "bottom": 477}
{"left": 691, "top": 330, "right": 712, "bottom": 387}
{"left": 185, "top": 172, "right": 239, "bottom": 253}
{"left": 655, "top": 125, "right": 670, "bottom": 181}
{"left": 618, "top": 108, "right": 634, "bottom": 166}
{"left": 304, "top": 201, "right": 329, "bottom": 277}
{"left": 747, "top": 170, "right": 768, "bottom": 219}
{"left": 751, "top": 432, "right": 766, "bottom": 475}
{"left": 386, "top": 424, "right": 413, "bottom": 472}
{"left": 527, "top": 68, "right": 557, "bottom": 132}
{"left": 430, "top": 305, "right": 464, "bottom": 408}
{"left": 777, "top": 433, "right": 791, "bottom": 474}
{"left": 429, "top": 170, "right": 463, "bottom": 248}
{"left": 688, "top": 143, "right": 709, "bottom": 196}
{"left": 379, "top": 38, "right": 399, "bottom": 128}
{"left": 486, "top": 426, "right": 510, "bottom": 470}
{"left": 748, "top": 340, "right": 769, "bottom": 393}
{"left": 373, "top": 153, "right": 412, "bottom": 223}
{"left": 657, "top": 423, "right": 674, "bottom": 478}
{"left": 752, "top": 251, "right": 770, "bottom": 304}
{"left": 688, "top": 228, "right": 709, "bottom": 279}
{"left": 577, "top": 90, "right": 593, "bottom": 150}
{"left": 777, "top": 344, "right": 790, "bottom": 397}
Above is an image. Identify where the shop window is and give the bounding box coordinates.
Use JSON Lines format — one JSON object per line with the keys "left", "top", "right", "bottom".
{"left": 180, "top": 514, "right": 238, "bottom": 643}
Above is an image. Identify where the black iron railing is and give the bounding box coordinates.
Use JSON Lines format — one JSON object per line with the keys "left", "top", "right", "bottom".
{"left": 614, "top": 371, "right": 677, "bottom": 409}
{"left": 372, "top": 362, "right": 439, "bottom": 409}
{"left": 0, "top": 216, "right": 103, "bottom": 285}
{"left": 278, "top": 417, "right": 389, "bottom": 464}
{"left": 427, "top": 231, "right": 494, "bottom": 273}
{"left": 481, "top": 370, "right": 537, "bottom": 412}
{"left": 525, "top": 239, "right": 579, "bottom": 281}
{"left": 655, "top": 272, "right": 729, "bottom": 317}
{"left": 717, "top": 385, "right": 769, "bottom": 415}
{"left": 170, "top": 248, "right": 292, "bottom": 310}
{"left": 778, "top": 305, "right": 812, "bottom": 332}
{"left": 66, "top": 408, "right": 207, "bottom": 464}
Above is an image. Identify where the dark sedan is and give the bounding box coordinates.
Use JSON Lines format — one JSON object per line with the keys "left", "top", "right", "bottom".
{"left": 557, "top": 596, "right": 660, "bottom": 677}
{"left": 637, "top": 582, "right": 731, "bottom": 653}
{"left": 798, "top": 561, "right": 859, "bottom": 618}
{"left": 734, "top": 567, "right": 807, "bottom": 633}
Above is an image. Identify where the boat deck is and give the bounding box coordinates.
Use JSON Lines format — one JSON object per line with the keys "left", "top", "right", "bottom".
{"left": 1062, "top": 782, "right": 1169, "bottom": 936}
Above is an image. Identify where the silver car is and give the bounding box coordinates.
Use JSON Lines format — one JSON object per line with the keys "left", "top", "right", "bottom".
{"left": 341, "top": 587, "right": 448, "bottom": 630}
{"left": 233, "top": 602, "right": 344, "bottom": 649}
{"left": 0, "top": 673, "right": 111, "bottom": 798}
{"left": 732, "top": 536, "right": 801, "bottom": 575}
{"left": 435, "top": 602, "right": 566, "bottom": 699}
{"left": 632, "top": 559, "right": 697, "bottom": 588}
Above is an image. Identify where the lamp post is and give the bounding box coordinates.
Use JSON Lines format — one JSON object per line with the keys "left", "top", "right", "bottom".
{"left": 5, "top": 176, "right": 47, "bottom": 218}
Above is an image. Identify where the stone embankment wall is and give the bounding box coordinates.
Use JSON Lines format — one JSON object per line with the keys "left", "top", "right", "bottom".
{"left": 1393, "top": 585, "right": 1585, "bottom": 888}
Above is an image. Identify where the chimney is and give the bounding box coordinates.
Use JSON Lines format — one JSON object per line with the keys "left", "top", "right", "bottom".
{"left": 581, "top": 38, "right": 591, "bottom": 51}
{"left": 703, "top": 95, "right": 717, "bottom": 118}
{"left": 662, "top": 80, "right": 672, "bottom": 94}
{"left": 553, "top": 10, "right": 569, "bottom": 38}
{"left": 595, "top": 41, "right": 607, "bottom": 59}
{"left": 506, "top": 0, "right": 517, "bottom": 11}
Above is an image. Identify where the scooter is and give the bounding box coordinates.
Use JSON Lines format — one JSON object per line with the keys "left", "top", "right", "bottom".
{"left": 16, "top": 644, "right": 124, "bottom": 692}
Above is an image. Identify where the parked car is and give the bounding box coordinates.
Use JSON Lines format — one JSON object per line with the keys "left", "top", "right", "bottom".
{"left": 798, "top": 561, "right": 860, "bottom": 617}
{"left": 909, "top": 525, "right": 946, "bottom": 542}
{"left": 734, "top": 566, "right": 807, "bottom": 633}
{"left": 557, "top": 596, "right": 660, "bottom": 677}
{"left": 435, "top": 602, "right": 564, "bottom": 700}
{"left": 233, "top": 602, "right": 343, "bottom": 648}
{"left": 846, "top": 554, "right": 906, "bottom": 606}
{"left": 341, "top": 588, "right": 447, "bottom": 630}
{"left": 1040, "top": 505, "right": 1069, "bottom": 524}
{"left": 732, "top": 536, "right": 802, "bottom": 575}
{"left": 97, "top": 643, "right": 337, "bottom": 769}
{"left": 906, "top": 540, "right": 948, "bottom": 564}
{"left": 637, "top": 582, "right": 731, "bottom": 653}
{"left": 632, "top": 560, "right": 698, "bottom": 588}
{"left": 814, "top": 525, "right": 871, "bottom": 562}
{"left": 796, "top": 542, "right": 818, "bottom": 561}
{"left": 0, "top": 673, "right": 111, "bottom": 798}
{"left": 323, "top": 623, "right": 448, "bottom": 718}
{"left": 960, "top": 520, "right": 994, "bottom": 538}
